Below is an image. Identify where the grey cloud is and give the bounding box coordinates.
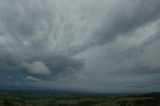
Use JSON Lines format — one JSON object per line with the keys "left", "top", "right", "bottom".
{"left": 0, "top": 0, "right": 160, "bottom": 92}
{"left": 26, "top": 76, "right": 41, "bottom": 82}
{"left": 0, "top": 0, "right": 87, "bottom": 78}
{"left": 22, "top": 61, "right": 51, "bottom": 75}
{"left": 92, "top": 0, "right": 160, "bottom": 45}
{"left": 123, "top": 26, "right": 160, "bottom": 71}
{"left": 1, "top": 0, "right": 160, "bottom": 59}
{"left": 72, "top": 18, "right": 160, "bottom": 92}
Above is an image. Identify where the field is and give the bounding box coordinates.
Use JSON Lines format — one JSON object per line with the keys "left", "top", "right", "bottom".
{"left": 0, "top": 91, "right": 160, "bottom": 106}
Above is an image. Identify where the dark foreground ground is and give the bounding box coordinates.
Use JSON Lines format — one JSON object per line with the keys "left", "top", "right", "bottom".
{"left": 0, "top": 90, "right": 160, "bottom": 106}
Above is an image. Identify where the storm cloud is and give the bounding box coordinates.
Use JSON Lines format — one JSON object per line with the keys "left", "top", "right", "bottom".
{"left": 0, "top": 0, "right": 160, "bottom": 92}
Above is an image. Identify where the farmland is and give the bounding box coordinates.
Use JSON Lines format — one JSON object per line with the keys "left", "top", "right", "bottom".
{"left": 0, "top": 91, "right": 159, "bottom": 106}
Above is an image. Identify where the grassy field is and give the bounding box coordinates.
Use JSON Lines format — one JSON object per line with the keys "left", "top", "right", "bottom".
{"left": 0, "top": 91, "right": 160, "bottom": 106}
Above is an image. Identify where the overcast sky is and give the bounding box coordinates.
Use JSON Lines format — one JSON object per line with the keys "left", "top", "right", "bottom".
{"left": 0, "top": 0, "right": 160, "bottom": 93}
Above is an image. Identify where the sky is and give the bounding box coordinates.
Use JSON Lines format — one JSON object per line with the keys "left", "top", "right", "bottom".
{"left": 0, "top": 0, "right": 160, "bottom": 93}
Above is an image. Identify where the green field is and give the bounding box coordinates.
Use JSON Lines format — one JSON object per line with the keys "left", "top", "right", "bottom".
{"left": 0, "top": 92, "right": 160, "bottom": 106}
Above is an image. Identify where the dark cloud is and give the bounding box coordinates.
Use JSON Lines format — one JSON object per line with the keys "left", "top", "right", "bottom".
{"left": 0, "top": 0, "right": 160, "bottom": 92}
{"left": 122, "top": 26, "right": 160, "bottom": 71}
{"left": 92, "top": 0, "right": 160, "bottom": 45}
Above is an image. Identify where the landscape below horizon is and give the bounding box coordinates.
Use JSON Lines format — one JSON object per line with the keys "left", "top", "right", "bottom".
{"left": 0, "top": 90, "right": 160, "bottom": 106}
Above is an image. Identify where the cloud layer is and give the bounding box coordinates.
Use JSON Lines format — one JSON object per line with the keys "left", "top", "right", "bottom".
{"left": 0, "top": 0, "right": 160, "bottom": 92}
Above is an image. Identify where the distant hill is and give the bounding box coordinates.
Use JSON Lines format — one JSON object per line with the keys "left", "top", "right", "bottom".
{"left": 0, "top": 88, "right": 160, "bottom": 97}
{"left": 140, "top": 92, "right": 160, "bottom": 97}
